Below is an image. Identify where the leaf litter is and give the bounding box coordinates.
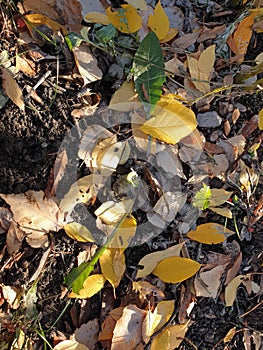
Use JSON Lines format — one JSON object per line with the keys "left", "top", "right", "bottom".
{"left": 0, "top": 0, "right": 263, "bottom": 349}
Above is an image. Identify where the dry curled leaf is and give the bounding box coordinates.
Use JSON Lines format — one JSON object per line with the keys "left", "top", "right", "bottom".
{"left": 1, "top": 67, "right": 25, "bottom": 111}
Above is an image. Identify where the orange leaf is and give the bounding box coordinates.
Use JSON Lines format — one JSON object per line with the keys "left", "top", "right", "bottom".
{"left": 187, "top": 223, "right": 234, "bottom": 244}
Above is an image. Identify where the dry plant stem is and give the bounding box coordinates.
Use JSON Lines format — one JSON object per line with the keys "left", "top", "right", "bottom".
{"left": 238, "top": 299, "right": 263, "bottom": 318}
{"left": 27, "top": 70, "right": 52, "bottom": 99}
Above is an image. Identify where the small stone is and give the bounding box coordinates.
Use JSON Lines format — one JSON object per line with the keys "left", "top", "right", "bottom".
{"left": 218, "top": 101, "right": 233, "bottom": 116}
{"left": 197, "top": 111, "right": 223, "bottom": 128}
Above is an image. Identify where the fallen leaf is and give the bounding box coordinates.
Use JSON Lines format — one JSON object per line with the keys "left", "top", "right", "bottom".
{"left": 227, "top": 13, "right": 257, "bottom": 59}
{"left": 150, "top": 321, "right": 191, "bottom": 350}
{"left": 148, "top": 1, "right": 169, "bottom": 40}
{"left": 160, "top": 28, "right": 178, "bottom": 43}
{"left": 99, "top": 248, "right": 125, "bottom": 288}
{"left": 187, "top": 45, "right": 215, "bottom": 93}
{"left": 153, "top": 256, "right": 201, "bottom": 283}
{"left": 0, "top": 191, "right": 65, "bottom": 248}
{"left": 210, "top": 188, "right": 233, "bottom": 207}
{"left": 74, "top": 319, "right": 99, "bottom": 350}
{"left": 63, "top": 222, "right": 94, "bottom": 243}
{"left": 111, "top": 305, "right": 146, "bottom": 350}
{"left": 131, "top": 112, "right": 157, "bottom": 154}
{"left": 21, "top": 0, "right": 59, "bottom": 20}
{"left": 142, "top": 300, "right": 174, "bottom": 343}
{"left": 1, "top": 285, "right": 21, "bottom": 309}
{"left": 133, "top": 281, "right": 165, "bottom": 300}
{"left": 172, "top": 30, "right": 201, "bottom": 50}
{"left": 1, "top": 67, "right": 25, "bottom": 111}
{"left": 24, "top": 13, "right": 67, "bottom": 37}
{"left": 259, "top": 108, "right": 263, "bottom": 130}
{"left": 140, "top": 94, "right": 197, "bottom": 144}
{"left": 225, "top": 275, "right": 245, "bottom": 307}
{"left": 106, "top": 5, "right": 142, "bottom": 34}
{"left": 109, "top": 216, "right": 137, "bottom": 249}
{"left": 109, "top": 81, "right": 141, "bottom": 111}
{"left": 224, "top": 327, "right": 236, "bottom": 343}
{"left": 95, "top": 199, "right": 133, "bottom": 225}
{"left": 126, "top": 0, "right": 147, "bottom": 10}
{"left": 98, "top": 315, "right": 116, "bottom": 341}
{"left": 69, "top": 274, "right": 106, "bottom": 298}
{"left": 0, "top": 207, "right": 12, "bottom": 233}
{"left": 53, "top": 340, "right": 90, "bottom": 350}
{"left": 136, "top": 243, "right": 184, "bottom": 278}
{"left": 72, "top": 44, "right": 102, "bottom": 85}
{"left": 84, "top": 12, "right": 109, "bottom": 25}
{"left": 187, "top": 223, "right": 235, "bottom": 244}
{"left": 209, "top": 207, "right": 233, "bottom": 219}
{"left": 6, "top": 221, "right": 25, "bottom": 255}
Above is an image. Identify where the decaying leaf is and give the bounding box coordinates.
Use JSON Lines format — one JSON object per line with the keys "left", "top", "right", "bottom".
{"left": 153, "top": 256, "right": 201, "bottom": 283}
{"left": 111, "top": 304, "right": 146, "bottom": 350}
{"left": 72, "top": 44, "right": 103, "bottom": 85}
{"left": 187, "top": 45, "right": 215, "bottom": 92}
{"left": 6, "top": 221, "right": 25, "bottom": 255}
{"left": 106, "top": 4, "right": 142, "bottom": 34}
{"left": 0, "top": 191, "right": 65, "bottom": 248}
{"left": 109, "top": 81, "right": 141, "bottom": 111}
{"left": 68, "top": 274, "right": 106, "bottom": 299}
{"left": 140, "top": 94, "right": 197, "bottom": 144}
{"left": 95, "top": 199, "right": 133, "bottom": 225}
{"left": 63, "top": 222, "right": 94, "bottom": 243}
{"left": 132, "top": 281, "right": 165, "bottom": 300}
{"left": 1, "top": 285, "right": 21, "bottom": 309}
{"left": 1, "top": 67, "right": 25, "bottom": 111}
{"left": 136, "top": 243, "right": 184, "bottom": 278}
{"left": 225, "top": 275, "right": 245, "bottom": 307}
{"left": 187, "top": 223, "right": 235, "bottom": 244}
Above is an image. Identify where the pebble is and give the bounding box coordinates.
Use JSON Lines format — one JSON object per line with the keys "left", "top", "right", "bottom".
{"left": 197, "top": 111, "right": 223, "bottom": 128}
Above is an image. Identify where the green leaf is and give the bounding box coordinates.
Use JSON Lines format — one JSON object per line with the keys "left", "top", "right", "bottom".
{"left": 132, "top": 32, "right": 165, "bottom": 107}
{"left": 95, "top": 24, "right": 117, "bottom": 44}
{"left": 65, "top": 261, "right": 95, "bottom": 294}
{"left": 65, "top": 33, "right": 84, "bottom": 50}
{"left": 193, "top": 183, "right": 212, "bottom": 210}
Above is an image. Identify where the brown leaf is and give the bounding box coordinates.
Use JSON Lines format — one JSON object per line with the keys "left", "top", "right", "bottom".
{"left": 0, "top": 207, "right": 13, "bottom": 233}
{"left": 204, "top": 141, "right": 224, "bottom": 155}
{"left": 172, "top": 30, "right": 201, "bottom": 50}
{"left": 198, "top": 24, "right": 226, "bottom": 43}
{"left": 1, "top": 67, "right": 25, "bottom": 111}
{"left": 239, "top": 115, "right": 259, "bottom": 138}
{"left": 6, "top": 221, "right": 25, "bottom": 255}
{"left": 74, "top": 319, "right": 99, "bottom": 350}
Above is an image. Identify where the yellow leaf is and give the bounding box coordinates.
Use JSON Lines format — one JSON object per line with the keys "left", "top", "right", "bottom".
{"left": 187, "top": 223, "right": 235, "bottom": 244}
{"left": 84, "top": 12, "right": 110, "bottom": 25}
{"left": 136, "top": 243, "right": 184, "bottom": 278}
{"left": 209, "top": 206, "right": 233, "bottom": 219}
{"left": 143, "top": 300, "right": 175, "bottom": 343}
{"left": 153, "top": 256, "right": 201, "bottom": 283}
{"left": 68, "top": 274, "right": 106, "bottom": 299}
{"left": 151, "top": 322, "right": 191, "bottom": 350}
{"left": 100, "top": 248, "right": 125, "bottom": 288}
{"left": 109, "top": 215, "right": 137, "bottom": 249}
{"left": 126, "top": 0, "right": 147, "bottom": 10}
{"left": 225, "top": 275, "right": 245, "bottom": 307}
{"left": 109, "top": 81, "right": 141, "bottom": 111}
{"left": 1, "top": 67, "right": 25, "bottom": 111}
{"left": 63, "top": 222, "right": 94, "bottom": 243}
{"left": 140, "top": 94, "right": 197, "bottom": 145}
{"left": 160, "top": 28, "right": 178, "bottom": 43}
{"left": 106, "top": 5, "right": 142, "bottom": 33}
{"left": 224, "top": 327, "right": 236, "bottom": 343}
{"left": 148, "top": 1, "right": 169, "bottom": 40}
{"left": 24, "top": 13, "right": 67, "bottom": 36}
{"left": 187, "top": 45, "right": 215, "bottom": 92}
{"left": 259, "top": 108, "right": 263, "bottom": 130}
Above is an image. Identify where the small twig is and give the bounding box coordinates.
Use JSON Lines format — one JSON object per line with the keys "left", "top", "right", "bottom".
{"left": 26, "top": 70, "right": 52, "bottom": 99}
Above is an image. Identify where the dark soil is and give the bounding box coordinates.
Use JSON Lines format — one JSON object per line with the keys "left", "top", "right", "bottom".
{"left": 0, "top": 2, "right": 263, "bottom": 350}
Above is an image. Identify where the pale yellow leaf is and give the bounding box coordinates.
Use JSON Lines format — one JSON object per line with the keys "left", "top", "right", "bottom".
{"left": 1, "top": 67, "right": 25, "bottom": 111}
{"left": 53, "top": 340, "right": 90, "bottom": 350}
{"left": 140, "top": 94, "right": 197, "bottom": 145}
{"left": 225, "top": 275, "right": 245, "bottom": 306}
{"left": 153, "top": 256, "right": 201, "bottom": 283}
{"left": 143, "top": 300, "right": 174, "bottom": 343}
{"left": 111, "top": 305, "right": 146, "bottom": 350}
{"left": 100, "top": 248, "right": 125, "bottom": 288}
{"left": 255, "top": 52, "right": 263, "bottom": 65}
{"left": 259, "top": 108, "right": 263, "bottom": 130}
{"left": 210, "top": 207, "right": 233, "bottom": 219}
{"left": 148, "top": 1, "right": 169, "bottom": 40}
{"left": 63, "top": 222, "right": 94, "bottom": 243}
{"left": 84, "top": 12, "right": 110, "bottom": 25}
{"left": 72, "top": 44, "right": 102, "bottom": 85}
{"left": 109, "top": 215, "right": 137, "bottom": 249}
{"left": 131, "top": 112, "right": 157, "bottom": 154}
{"left": 109, "top": 81, "right": 141, "bottom": 111}
{"left": 187, "top": 223, "right": 235, "bottom": 244}
{"left": 151, "top": 321, "right": 191, "bottom": 350}
{"left": 95, "top": 199, "right": 133, "bottom": 224}
{"left": 68, "top": 274, "right": 106, "bottom": 299}
{"left": 1, "top": 285, "right": 21, "bottom": 309}
{"left": 209, "top": 188, "right": 233, "bottom": 207}
{"left": 126, "top": 0, "right": 147, "bottom": 10}
{"left": 97, "top": 141, "right": 131, "bottom": 174}
{"left": 224, "top": 327, "right": 236, "bottom": 343}
{"left": 136, "top": 243, "right": 184, "bottom": 278}
{"left": 106, "top": 4, "right": 142, "bottom": 33}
